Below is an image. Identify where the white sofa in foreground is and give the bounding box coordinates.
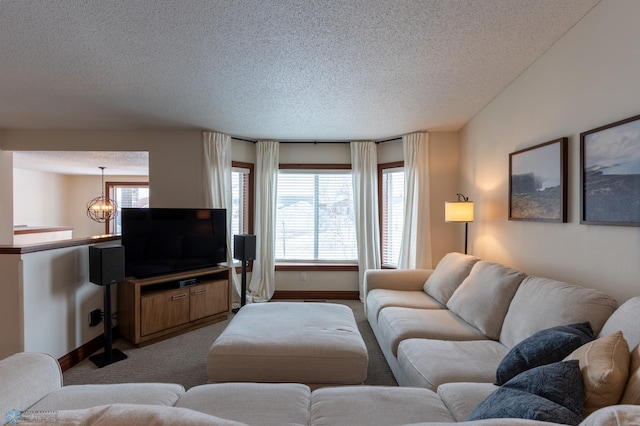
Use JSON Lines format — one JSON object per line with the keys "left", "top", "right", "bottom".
{"left": 1, "top": 350, "right": 640, "bottom": 425}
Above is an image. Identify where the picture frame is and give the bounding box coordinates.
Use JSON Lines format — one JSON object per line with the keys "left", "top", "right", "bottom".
{"left": 580, "top": 114, "right": 640, "bottom": 226}
{"left": 509, "top": 138, "right": 568, "bottom": 222}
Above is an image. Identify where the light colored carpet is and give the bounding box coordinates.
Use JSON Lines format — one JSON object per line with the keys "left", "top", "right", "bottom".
{"left": 64, "top": 300, "right": 398, "bottom": 389}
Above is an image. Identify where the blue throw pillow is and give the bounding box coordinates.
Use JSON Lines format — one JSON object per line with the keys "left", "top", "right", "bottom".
{"left": 495, "top": 322, "right": 594, "bottom": 385}
{"left": 469, "top": 360, "right": 585, "bottom": 425}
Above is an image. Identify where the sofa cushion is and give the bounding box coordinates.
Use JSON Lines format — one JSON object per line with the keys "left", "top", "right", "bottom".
{"left": 398, "top": 339, "right": 509, "bottom": 391}
{"left": 495, "top": 322, "right": 594, "bottom": 386}
{"left": 423, "top": 252, "right": 479, "bottom": 305}
{"left": 310, "top": 385, "right": 455, "bottom": 426}
{"left": 500, "top": 276, "right": 618, "bottom": 349}
{"left": 580, "top": 405, "right": 640, "bottom": 426}
{"left": 447, "top": 261, "right": 526, "bottom": 340}
{"left": 621, "top": 344, "right": 640, "bottom": 405}
{"left": 377, "top": 307, "right": 488, "bottom": 356}
{"left": 28, "top": 383, "right": 185, "bottom": 411}
{"left": 365, "top": 289, "right": 444, "bottom": 322}
{"left": 599, "top": 296, "right": 640, "bottom": 350}
{"left": 564, "top": 330, "right": 630, "bottom": 415}
{"left": 469, "top": 361, "right": 585, "bottom": 425}
{"left": 437, "top": 382, "right": 499, "bottom": 422}
{"left": 177, "top": 383, "right": 310, "bottom": 426}
{"left": 38, "top": 404, "right": 249, "bottom": 426}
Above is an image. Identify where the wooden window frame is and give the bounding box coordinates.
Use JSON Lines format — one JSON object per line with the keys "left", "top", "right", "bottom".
{"left": 105, "top": 181, "right": 149, "bottom": 235}
{"left": 232, "top": 161, "right": 255, "bottom": 235}
{"left": 378, "top": 161, "right": 404, "bottom": 269}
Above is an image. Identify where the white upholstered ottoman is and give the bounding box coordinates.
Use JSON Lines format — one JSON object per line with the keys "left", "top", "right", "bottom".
{"left": 207, "top": 302, "right": 368, "bottom": 387}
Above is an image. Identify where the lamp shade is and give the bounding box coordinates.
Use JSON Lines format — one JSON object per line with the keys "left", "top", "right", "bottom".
{"left": 445, "top": 201, "right": 474, "bottom": 223}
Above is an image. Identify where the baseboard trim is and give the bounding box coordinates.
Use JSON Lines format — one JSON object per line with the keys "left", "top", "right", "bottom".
{"left": 271, "top": 290, "right": 360, "bottom": 300}
{"left": 57, "top": 328, "right": 118, "bottom": 372}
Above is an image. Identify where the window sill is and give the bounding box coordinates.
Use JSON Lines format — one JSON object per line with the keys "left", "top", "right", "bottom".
{"left": 275, "top": 263, "right": 358, "bottom": 272}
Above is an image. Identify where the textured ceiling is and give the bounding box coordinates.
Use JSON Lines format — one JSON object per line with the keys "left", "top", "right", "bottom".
{"left": 12, "top": 151, "right": 149, "bottom": 176}
{"left": 0, "top": 0, "right": 600, "bottom": 144}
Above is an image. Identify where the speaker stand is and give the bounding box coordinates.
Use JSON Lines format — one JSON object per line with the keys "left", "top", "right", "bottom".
{"left": 232, "top": 260, "right": 248, "bottom": 313}
{"left": 90, "top": 283, "right": 127, "bottom": 368}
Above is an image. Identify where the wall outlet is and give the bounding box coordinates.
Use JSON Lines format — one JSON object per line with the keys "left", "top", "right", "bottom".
{"left": 300, "top": 272, "right": 307, "bottom": 281}
{"left": 89, "top": 309, "right": 102, "bottom": 327}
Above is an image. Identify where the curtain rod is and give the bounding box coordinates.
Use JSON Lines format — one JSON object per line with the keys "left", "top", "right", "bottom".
{"left": 230, "top": 136, "right": 402, "bottom": 144}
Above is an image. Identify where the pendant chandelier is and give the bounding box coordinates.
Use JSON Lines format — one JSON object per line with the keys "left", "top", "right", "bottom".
{"left": 86, "top": 166, "right": 118, "bottom": 223}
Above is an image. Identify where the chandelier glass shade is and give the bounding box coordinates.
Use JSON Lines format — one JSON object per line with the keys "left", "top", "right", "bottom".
{"left": 87, "top": 167, "right": 118, "bottom": 223}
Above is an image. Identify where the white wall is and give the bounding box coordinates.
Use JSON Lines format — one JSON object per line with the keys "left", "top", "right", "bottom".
{"left": 13, "top": 169, "right": 70, "bottom": 227}
{"left": 0, "top": 242, "right": 113, "bottom": 359}
{"left": 0, "top": 147, "right": 13, "bottom": 244}
{"left": 0, "top": 254, "right": 22, "bottom": 358}
{"left": 230, "top": 139, "right": 257, "bottom": 164}
{"left": 2, "top": 129, "right": 203, "bottom": 209}
{"left": 459, "top": 0, "right": 640, "bottom": 303}
{"left": 429, "top": 132, "right": 463, "bottom": 262}
{"left": 279, "top": 142, "right": 351, "bottom": 164}
{"left": 13, "top": 169, "right": 149, "bottom": 239}
{"left": 21, "top": 244, "right": 109, "bottom": 358}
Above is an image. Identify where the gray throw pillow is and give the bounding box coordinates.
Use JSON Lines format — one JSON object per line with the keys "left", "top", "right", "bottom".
{"left": 495, "top": 322, "right": 594, "bottom": 386}
{"left": 469, "top": 360, "right": 585, "bottom": 425}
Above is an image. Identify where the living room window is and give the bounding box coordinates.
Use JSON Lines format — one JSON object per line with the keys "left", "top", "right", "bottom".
{"left": 106, "top": 182, "right": 149, "bottom": 235}
{"left": 231, "top": 162, "right": 254, "bottom": 239}
{"left": 276, "top": 165, "right": 357, "bottom": 263}
{"left": 379, "top": 162, "right": 404, "bottom": 268}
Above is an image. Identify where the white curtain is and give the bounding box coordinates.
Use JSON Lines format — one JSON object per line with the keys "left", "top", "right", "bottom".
{"left": 202, "top": 131, "right": 241, "bottom": 304}
{"left": 248, "top": 140, "right": 279, "bottom": 302}
{"left": 351, "top": 141, "right": 381, "bottom": 301}
{"left": 398, "top": 132, "right": 432, "bottom": 269}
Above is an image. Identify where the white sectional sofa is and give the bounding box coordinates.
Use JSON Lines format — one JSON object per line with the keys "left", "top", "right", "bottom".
{"left": 364, "top": 252, "right": 621, "bottom": 390}
{"left": 361, "top": 251, "right": 640, "bottom": 424}
{"left": 2, "top": 350, "right": 640, "bottom": 425}
{"left": 2, "top": 252, "right": 639, "bottom": 425}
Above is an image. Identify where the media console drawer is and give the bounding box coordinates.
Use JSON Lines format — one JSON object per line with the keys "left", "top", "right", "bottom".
{"left": 117, "top": 266, "right": 232, "bottom": 346}
{"left": 190, "top": 280, "right": 228, "bottom": 321}
{"left": 141, "top": 287, "right": 190, "bottom": 336}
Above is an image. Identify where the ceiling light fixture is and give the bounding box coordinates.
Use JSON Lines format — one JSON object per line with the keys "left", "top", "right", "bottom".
{"left": 87, "top": 166, "right": 118, "bottom": 223}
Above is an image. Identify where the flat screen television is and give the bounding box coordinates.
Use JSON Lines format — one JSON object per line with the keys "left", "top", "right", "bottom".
{"left": 121, "top": 208, "right": 227, "bottom": 279}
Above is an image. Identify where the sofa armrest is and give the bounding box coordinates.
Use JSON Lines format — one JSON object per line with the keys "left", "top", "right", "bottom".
{"left": 0, "top": 352, "right": 62, "bottom": 416}
{"left": 364, "top": 269, "right": 434, "bottom": 295}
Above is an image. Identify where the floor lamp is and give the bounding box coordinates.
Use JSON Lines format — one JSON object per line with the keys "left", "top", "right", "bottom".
{"left": 445, "top": 194, "right": 474, "bottom": 254}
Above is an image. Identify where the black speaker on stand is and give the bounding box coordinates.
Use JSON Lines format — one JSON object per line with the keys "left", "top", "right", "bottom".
{"left": 88, "top": 245, "right": 128, "bottom": 368}
{"left": 233, "top": 234, "right": 256, "bottom": 313}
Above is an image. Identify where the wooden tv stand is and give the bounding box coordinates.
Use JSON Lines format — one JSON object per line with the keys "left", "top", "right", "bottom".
{"left": 117, "top": 266, "right": 232, "bottom": 346}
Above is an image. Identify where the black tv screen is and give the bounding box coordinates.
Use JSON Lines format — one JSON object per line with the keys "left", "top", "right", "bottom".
{"left": 121, "top": 208, "right": 227, "bottom": 279}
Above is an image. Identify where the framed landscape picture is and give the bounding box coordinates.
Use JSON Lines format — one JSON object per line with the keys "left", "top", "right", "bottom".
{"left": 509, "top": 138, "right": 568, "bottom": 222}
{"left": 581, "top": 114, "right": 640, "bottom": 226}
